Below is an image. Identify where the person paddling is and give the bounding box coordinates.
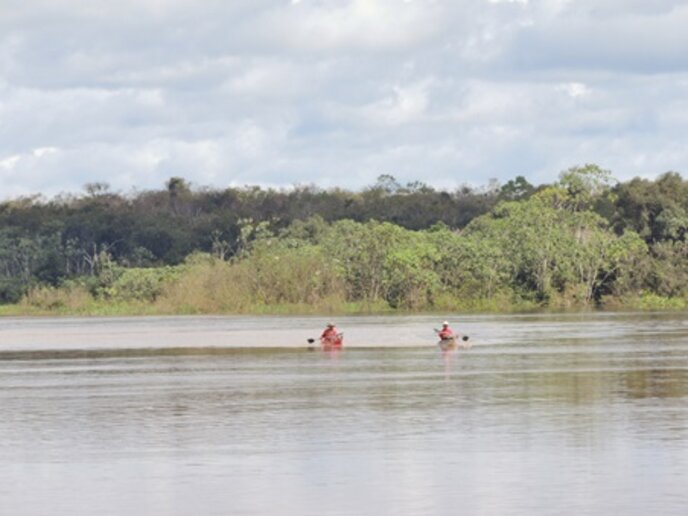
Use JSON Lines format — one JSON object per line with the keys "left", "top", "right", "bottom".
{"left": 435, "top": 321, "right": 470, "bottom": 349}
{"left": 437, "top": 321, "right": 455, "bottom": 340}
{"left": 320, "top": 322, "right": 343, "bottom": 348}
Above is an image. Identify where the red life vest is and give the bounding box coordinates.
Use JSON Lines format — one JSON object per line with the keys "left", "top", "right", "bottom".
{"left": 438, "top": 327, "right": 455, "bottom": 339}
{"left": 320, "top": 327, "right": 343, "bottom": 347}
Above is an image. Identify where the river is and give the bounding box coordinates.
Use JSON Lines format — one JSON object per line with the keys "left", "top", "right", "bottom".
{"left": 1, "top": 312, "right": 687, "bottom": 515}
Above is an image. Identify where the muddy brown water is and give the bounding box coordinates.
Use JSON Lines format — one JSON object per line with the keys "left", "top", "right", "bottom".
{"left": 1, "top": 312, "right": 687, "bottom": 515}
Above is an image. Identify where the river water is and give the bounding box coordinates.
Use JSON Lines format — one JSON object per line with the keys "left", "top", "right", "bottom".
{"left": 1, "top": 312, "right": 687, "bottom": 515}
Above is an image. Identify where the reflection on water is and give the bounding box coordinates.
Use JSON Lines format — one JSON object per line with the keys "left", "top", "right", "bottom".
{"left": 1, "top": 312, "right": 687, "bottom": 516}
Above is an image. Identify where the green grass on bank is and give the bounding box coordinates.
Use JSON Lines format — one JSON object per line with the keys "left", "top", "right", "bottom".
{"left": 1, "top": 292, "right": 685, "bottom": 317}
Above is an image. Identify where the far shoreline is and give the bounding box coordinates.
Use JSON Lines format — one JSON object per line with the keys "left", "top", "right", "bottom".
{"left": 1, "top": 299, "right": 685, "bottom": 319}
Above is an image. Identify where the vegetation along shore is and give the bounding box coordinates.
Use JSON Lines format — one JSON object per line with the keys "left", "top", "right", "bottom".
{"left": 1, "top": 164, "right": 686, "bottom": 316}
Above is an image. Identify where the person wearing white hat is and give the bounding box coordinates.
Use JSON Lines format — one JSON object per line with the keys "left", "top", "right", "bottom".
{"left": 437, "top": 321, "right": 455, "bottom": 340}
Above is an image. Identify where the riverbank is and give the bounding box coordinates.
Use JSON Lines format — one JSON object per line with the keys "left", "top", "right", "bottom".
{"left": 0, "top": 293, "right": 685, "bottom": 318}
{"left": 2, "top": 249, "right": 686, "bottom": 318}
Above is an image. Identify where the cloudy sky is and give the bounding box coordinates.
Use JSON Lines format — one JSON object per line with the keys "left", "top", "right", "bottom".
{"left": 1, "top": 0, "right": 688, "bottom": 197}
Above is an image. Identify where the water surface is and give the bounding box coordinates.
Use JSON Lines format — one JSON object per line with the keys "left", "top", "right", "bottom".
{"left": 1, "top": 312, "right": 687, "bottom": 515}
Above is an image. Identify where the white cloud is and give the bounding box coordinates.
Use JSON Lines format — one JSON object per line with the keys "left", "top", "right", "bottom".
{"left": 488, "top": 0, "right": 529, "bottom": 4}
{"left": 260, "top": 0, "right": 446, "bottom": 53}
{"left": 557, "top": 82, "right": 591, "bottom": 98}
{"left": 1, "top": 0, "right": 687, "bottom": 199}
{"left": 222, "top": 59, "right": 321, "bottom": 100}
{"left": 0, "top": 155, "right": 21, "bottom": 170}
{"left": 32, "top": 146, "right": 59, "bottom": 158}
{"left": 336, "top": 80, "right": 433, "bottom": 127}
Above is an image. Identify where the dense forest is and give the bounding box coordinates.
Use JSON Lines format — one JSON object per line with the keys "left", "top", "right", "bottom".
{"left": 1, "top": 164, "right": 687, "bottom": 314}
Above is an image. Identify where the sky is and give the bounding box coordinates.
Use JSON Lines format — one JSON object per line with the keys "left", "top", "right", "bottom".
{"left": 1, "top": 0, "right": 688, "bottom": 198}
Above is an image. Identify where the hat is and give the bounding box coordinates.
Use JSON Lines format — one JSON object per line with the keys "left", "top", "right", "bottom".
{"left": 442, "top": 321, "right": 449, "bottom": 326}
{"left": 327, "top": 322, "right": 335, "bottom": 327}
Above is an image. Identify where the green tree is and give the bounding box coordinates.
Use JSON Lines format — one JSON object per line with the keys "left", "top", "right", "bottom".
{"left": 498, "top": 175, "right": 535, "bottom": 201}
{"left": 559, "top": 163, "right": 614, "bottom": 211}
{"left": 382, "top": 233, "right": 441, "bottom": 308}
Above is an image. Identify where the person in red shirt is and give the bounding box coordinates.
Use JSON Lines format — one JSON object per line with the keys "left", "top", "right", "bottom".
{"left": 437, "top": 321, "right": 455, "bottom": 340}
{"left": 320, "top": 322, "right": 343, "bottom": 348}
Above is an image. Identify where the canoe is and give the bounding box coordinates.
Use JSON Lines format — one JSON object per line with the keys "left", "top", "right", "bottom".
{"left": 438, "top": 336, "right": 470, "bottom": 350}
{"left": 321, "top": 333, "right": 344, "bottom": 349}
{"left": 438, "top": 337, "right": 458, "bottom": 351}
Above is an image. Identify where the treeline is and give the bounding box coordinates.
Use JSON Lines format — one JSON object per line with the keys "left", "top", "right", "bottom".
{"left": 0, "top": 174, "right": 503, "bottom": 303}
{"left": 2, "top": 165, "right": 688, "bottom": 313}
